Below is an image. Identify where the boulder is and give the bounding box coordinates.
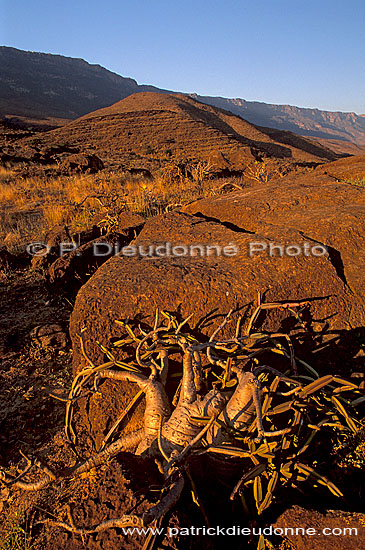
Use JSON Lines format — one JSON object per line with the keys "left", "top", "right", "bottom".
{"left": 32, "top": 212, "right": 145, "bottom": 271}
{"left": 59, "top": 153, "right": 104, "bottom": 174}
{"left": 127, "top": 167, "right": 153, "bottom": 179}
{"left": 46, "top": 211, "right": 145, "bottom": 295}
{"left": 93, "top": 210, "right": 145, "bottom": 235}
{"left": 31, "top": 225, "right": 77, "bottom": 270}
{"left": 70, "top": 209, "right": 356, "bottom": 446}
{"left": 206, "top": 150, "right": 231, "bottom": 170}
{"left": 30, "top": 323, "right": 68, "bottom": 349}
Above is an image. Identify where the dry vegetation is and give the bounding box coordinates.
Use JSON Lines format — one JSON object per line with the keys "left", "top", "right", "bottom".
{"left": 343, "top": 176, "right": 365, "bottom": 187}
{"left": 0, "top": 162, "right": 250, "bottom": 254}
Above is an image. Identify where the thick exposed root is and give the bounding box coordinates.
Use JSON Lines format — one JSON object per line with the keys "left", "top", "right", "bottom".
{"left": 45, "top": 476, "right": 185, "bottom": 534}
{"left": 66, "top": 429, "right": 144, "bottom": 477}
{"left": 45, "top": 514, "right": 144, "bottom": 534}
{"left": 142, "top": 476, "right": 185, "bottom": 525}
{"left": 1, "top": 430, "right": 144, "bottom": 492}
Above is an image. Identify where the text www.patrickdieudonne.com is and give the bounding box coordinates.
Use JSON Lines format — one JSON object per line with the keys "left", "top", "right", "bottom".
{"left": 116, "top": 524, "right": 360, "bottom": 537}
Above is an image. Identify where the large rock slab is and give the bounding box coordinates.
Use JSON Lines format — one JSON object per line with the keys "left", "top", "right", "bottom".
{"left": 183, "top": 172, "right": 365, "bottom": 316}
{"left": 70, "top": 210, "right": 356, "bottom": 446}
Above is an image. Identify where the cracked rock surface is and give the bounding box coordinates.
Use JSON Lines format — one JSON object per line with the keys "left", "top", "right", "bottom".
{"left": 183, "top": 170, "right": 364, "bottom": 316}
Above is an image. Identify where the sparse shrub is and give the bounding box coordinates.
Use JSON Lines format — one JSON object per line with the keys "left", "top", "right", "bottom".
{"left": 189, "top": 160, "right": 214, "bottom": 187}
{"left": 245, "top": 161, "right": 286, "bottom": 184}
{"left": 0, "top": 166, "right": 261, "bottom": 253}
{"left": 0, "top": 167, "right": 15, "bottom": 186}
{"left": 42, "top": 204, "right": 68, "bottom": 227}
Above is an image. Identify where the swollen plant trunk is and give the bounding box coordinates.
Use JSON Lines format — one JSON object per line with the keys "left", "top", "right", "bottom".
{"left": 161, "top": 388, "right": 228, "bottom": 454}
{"left": 205, "top": 372, "right": 262, "bottom": 483}
{"left": 209, "top": 372, "right": 260, "bottom": 446}
{"left": 94, "top": 370, "right": 170, "bottom": 455}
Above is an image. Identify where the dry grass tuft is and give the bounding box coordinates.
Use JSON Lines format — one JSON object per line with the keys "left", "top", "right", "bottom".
{"left": 0, "top": 167, "right": 242, "bottom": 253}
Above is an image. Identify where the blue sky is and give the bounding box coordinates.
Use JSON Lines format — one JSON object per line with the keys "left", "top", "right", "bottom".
{"left": 1, "top": 0, "right": 364, "bottom": 113}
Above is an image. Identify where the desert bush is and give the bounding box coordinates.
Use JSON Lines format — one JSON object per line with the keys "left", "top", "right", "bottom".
{"left": 244, "top": 161, "right": 286, "bottom": 184}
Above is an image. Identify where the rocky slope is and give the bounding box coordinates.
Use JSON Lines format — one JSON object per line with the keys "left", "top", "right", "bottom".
{"left": 192, "top": 95, "right": 365, "bottom": 147}
{"left": 17, "top": 92, "right": 340, "bottom": 172}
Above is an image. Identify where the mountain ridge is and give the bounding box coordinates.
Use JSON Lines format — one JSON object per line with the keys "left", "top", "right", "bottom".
{"left": 192, "top": 95, "right": 365, "bottom": 147}
{"left": 18, "top": 91, "right": 338, "bottom": 174}
{"left": 0, "top": 46, "right": 167, "bottom": 121}
{"left": 0, "top": 46, "right": 364, "bottom": 150}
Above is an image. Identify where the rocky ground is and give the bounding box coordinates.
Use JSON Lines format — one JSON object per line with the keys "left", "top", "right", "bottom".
{"left": 0, "top": 121, "right": 364, "bottom": 549}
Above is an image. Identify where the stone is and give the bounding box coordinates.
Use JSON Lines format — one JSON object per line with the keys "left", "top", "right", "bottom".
{"left": 59, "top": 153, "right": 104, "bottom": 174}
{"left": 183, "top": 171, "right": 365, "bottom": 324}
{"left": 30, "top": 323, "right": 68, "bottom": 349}
{"left": 46, "top": 212, "right": 145, "bottom": 295}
